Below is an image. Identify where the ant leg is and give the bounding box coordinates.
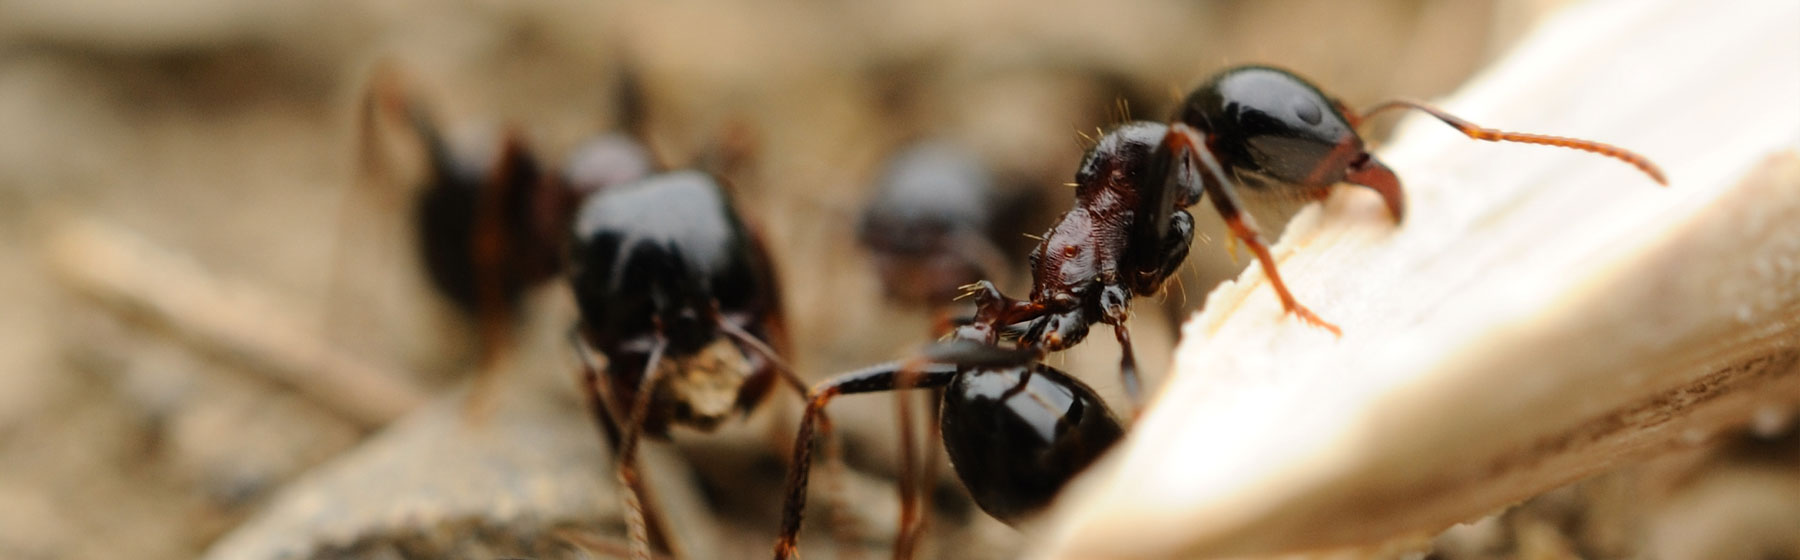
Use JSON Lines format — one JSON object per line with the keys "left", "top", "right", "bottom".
{"left": 1131, "top": 208, "right": 1195, "bottom": 295}
{"left": 570, "top": 327, "right": 624, "bottom": 451}
{"left": 896, "top": 385, "right": 944, "bottom": 560}
{"left": 1164, "top": 124, "right": 1342, "bottom": 336}
{"left": 1358, "top": 99, "right": 1667, "bottom": 185}
{"left": 959, "top": 280, "right": 1045, "bottom": 331}
{"left": 774, "top": 362, "right": 961, "bottom": 560}
{"left": 466, "top": 133, "right": 548, "bottom": 419}
{"left": 617, "top": 337, "right": 678, "bottom": 560}
{"left": 721, "top": 318, "right": 865, "bottom": 557}
{"left": 569, "top": 328, "right": 681, "bottom": 558}
{"left": 893, "top": 360, "right": 923, "bottom": 560}
{"left": 1097, "top": 284, "right": 1143, "bottom": 410}
{"left": 718, "top": 319, "right": 809, "bottom": 395}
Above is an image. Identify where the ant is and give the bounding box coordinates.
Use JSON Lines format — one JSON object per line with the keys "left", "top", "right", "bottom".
{"left": 352, "top": 63, "right": 654, "bottom": 383}
{"left": 858, "top": 140, "right": 1013, "bottom": 311}
{"left": 359, "top": 62, "right": 804, "bottom": 559}
{"left": 567, "top": 167, "right": 814, "bottom": 560}
{"left": 770, "top": 299, "right": 1126, "bottom": 560}
{"left": 960, "top": 64, "right": 1668, "bottom": 399}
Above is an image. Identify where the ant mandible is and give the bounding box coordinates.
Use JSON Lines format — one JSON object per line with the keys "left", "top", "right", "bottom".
{"left": 568, "top": 168, "right": 813, "bottom": 560}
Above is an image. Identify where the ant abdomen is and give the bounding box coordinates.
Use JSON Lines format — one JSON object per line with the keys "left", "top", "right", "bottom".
{"left": 939, "top": 362, "right": 1124, "bottom": 524}
{"left": 1176, "top": 65, "right": 1363, "bottom": 191}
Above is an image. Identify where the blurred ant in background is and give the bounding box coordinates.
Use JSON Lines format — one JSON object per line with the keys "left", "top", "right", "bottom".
{"left": 358, "top": 60, "right": 807, "bottom": 559}
{"left": 1135, "top": 65, "right": 1667, "bottom": 333}
{"left": 351, "top": 62, "right": 656, "bottom": 410}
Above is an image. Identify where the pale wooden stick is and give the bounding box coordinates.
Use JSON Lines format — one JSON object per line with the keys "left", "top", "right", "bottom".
{"left": 47, "top": 217, "right": 430, "bottom": 428}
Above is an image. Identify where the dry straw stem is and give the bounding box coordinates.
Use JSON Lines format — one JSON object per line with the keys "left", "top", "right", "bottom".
{"left": 47, "top": 218, "right": 430, "bottom": 428}
{"left": 1037, "top": 0, "right": 1800, "bottom": 558}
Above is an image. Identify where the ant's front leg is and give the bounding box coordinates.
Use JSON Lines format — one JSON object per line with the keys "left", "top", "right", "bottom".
{"left": 1131, "top": 208, "right": 1195, "bottom": 296}
{"left": 1097, "top": 284, "right": 1143, "bottom": 410}
{"left": 773, "top": 362, "right": 961, "bottom": 560}
{"left": 959, "top": 280, "right": 1044, "bottom": 336}
{"left": 1162, "top": 124, "right": 1341, "bottom": 336}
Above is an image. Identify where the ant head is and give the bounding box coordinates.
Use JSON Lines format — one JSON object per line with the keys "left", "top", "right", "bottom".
{"left": 568, "top": 171, "right": 768, "bottom": 355}
{"left": 1177, "top": 66, "right": 1368, "bottom": 191}
{"left": 939, "top": 361, "right": 1123, "bottom": 524}
{"left": 1075, "top": 121, "right": 1167, "bottom": 192}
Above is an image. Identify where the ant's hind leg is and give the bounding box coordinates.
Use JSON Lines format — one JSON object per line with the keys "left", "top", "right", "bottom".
{"left": 774, "top": 363, "right": 960, "bottom": 560}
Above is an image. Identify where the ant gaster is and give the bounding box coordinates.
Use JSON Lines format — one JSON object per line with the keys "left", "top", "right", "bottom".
{"left": 569, "top": 169, "right": 811, "bottom": 560}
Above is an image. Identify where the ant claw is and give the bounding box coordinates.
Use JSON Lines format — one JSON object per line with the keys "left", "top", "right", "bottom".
{"left": 1286, "top": 305, "right": 1342, "bottom": 337}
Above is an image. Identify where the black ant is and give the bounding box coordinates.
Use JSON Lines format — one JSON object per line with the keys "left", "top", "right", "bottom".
{"left": 352, "top": 63, "right": 654, "bottom": 379}
{"left": 358, "top": 62, "right": 805, "bottom": 559}
{"left": 858, "top": 140, "right": 1013, "bottom": 310}
{"left": 568, "top": 168, "right": 814, "bottom": 560}
{"left": 965, "top": 64, "right": 1667, "bottom": 396}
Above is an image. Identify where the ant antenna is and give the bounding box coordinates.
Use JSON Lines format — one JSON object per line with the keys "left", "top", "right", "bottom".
{"left": 1359, "top": 99, "right": 1667, "bottom": 185}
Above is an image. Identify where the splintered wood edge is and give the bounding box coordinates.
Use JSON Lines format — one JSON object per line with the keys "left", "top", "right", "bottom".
{"left": 1033, "top": 0, "right": 1800, "bottom": 557}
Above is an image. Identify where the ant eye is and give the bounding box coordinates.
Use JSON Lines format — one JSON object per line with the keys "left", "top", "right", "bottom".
{"left": 1292, "top": 97, "right": 1322, "bottom": 125}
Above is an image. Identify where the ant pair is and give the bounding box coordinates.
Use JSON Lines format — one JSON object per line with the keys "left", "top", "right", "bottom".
{"left": 771, "top": 64, "right": 1664, "bottom": 559}
{"left": 357, "top": 63, "right": 802, "bottom": 560}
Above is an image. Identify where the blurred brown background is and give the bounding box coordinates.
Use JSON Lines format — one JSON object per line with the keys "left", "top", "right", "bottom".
{"left": 19, "top": 1, "right": 1785, "bottom": 559}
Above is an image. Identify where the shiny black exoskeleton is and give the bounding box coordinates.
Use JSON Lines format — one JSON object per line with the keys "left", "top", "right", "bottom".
{"left": 1172, "top": 66, "right": 1394, "bottom": 204}
{"left": 771, "top": 324, "right": 1124, "bottom": 559}
{"left": 936, "top": 356, "right": 1123, "bottom": 522}
{"left": 568, "top": 169, "right": 790, "bottom": 437}
{"left": 569, "top": 169, "right": 809, "bottom": 560}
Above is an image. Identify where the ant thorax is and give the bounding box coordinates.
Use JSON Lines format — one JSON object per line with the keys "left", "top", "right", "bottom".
{"left": 1028, "top": 193, "right": 1133, "bottom": 307}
